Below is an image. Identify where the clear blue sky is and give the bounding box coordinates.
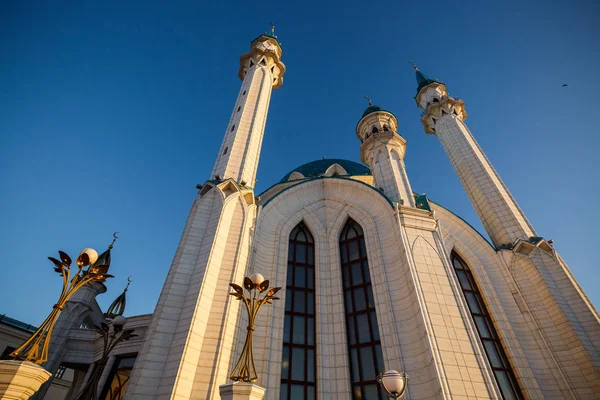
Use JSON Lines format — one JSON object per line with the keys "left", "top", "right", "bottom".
{"left": 1, "top": 0, "right": 599, "bottom": 325}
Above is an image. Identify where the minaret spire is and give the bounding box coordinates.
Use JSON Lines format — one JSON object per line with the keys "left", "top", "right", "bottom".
{"left": 210, "top": 28, "right": 286, "bottom": 187}
{"left": 415, "top": 69, "right": 535, "bottom": 247}
{"left": 105, "top": 277, "right": 131, "bottom": 319}
{"left": 410, "top": 62, "right": 438, "bottom": 97}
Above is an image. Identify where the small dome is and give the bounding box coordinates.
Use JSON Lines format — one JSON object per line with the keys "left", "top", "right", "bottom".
{"left": 280, "top": 159, "right": 370, "bottom": 183}
{"left": 361, "top": 104, "right": 394, "bottom": 119}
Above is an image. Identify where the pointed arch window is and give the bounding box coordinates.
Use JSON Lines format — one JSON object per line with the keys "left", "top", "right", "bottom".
{"left": 340, "top": 219, "right": 385, "bottom": 400}
{"left": 281, "top": 222, "right": 316, "bottom": 400}
{"left": 451, "top": 252, "right": 524, "bottom": 400}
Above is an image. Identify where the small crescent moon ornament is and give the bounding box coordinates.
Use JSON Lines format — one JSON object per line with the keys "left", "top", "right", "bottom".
{"left": 109, "top": 232, "right": 120, "bottom": 249}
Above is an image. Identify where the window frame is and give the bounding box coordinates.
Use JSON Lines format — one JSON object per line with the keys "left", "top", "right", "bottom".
{"left": 340, "top": 219, "right": 385, "bottom": 400}
{"left": 451, "top": 251, "right": 524, "bottom": 400}
{"left": 280, "top": 222, "right": 317, "bottom": 400}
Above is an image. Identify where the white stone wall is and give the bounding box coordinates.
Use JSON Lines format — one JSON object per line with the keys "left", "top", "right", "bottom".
{"left": 245, "top": 178, "right": 499, "bottom": 400}
{"left": 508, "top": 251, "right": 600, "bottom": 397}
{"left": 434, "top": 204, "right": 574, "bottom": 398}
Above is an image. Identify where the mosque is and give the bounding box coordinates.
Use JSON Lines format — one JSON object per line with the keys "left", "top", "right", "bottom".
{"left": 1, "top": 27, "right": 599, "bottom": 400}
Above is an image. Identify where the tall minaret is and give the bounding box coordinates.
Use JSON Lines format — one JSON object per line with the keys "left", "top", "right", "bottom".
{"left": 211, "top": 25, "right": 285, "bottom": 187}
{"left": 415, "top": 65, "right": 600, "bottom": 396}
{"left": 125, "top": 28, "right": 285, "bottom": 399}
{"left": 414, "top": 65, "right": 535, "bottom": 247}
{"left": 357, "top": 98, "right": 416, "bottom": 207}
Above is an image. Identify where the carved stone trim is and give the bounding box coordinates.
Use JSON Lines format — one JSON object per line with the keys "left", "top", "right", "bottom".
{"left": 420, "top": 97, "right": 468, "bottom": 134}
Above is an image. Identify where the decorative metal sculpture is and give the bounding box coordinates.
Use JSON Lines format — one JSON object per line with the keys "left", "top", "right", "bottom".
{"left": 228, "top": 273, "right": 281, "bottom": 382}
{"left": 10, "top": 235, "right": 118, "bottom": 364}
{"left": 76, "top": 317, "right": 137, "bottom": 400}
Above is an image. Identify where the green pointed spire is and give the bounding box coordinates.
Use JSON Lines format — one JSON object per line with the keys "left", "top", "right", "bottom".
{"left": 411, "top": 62, "right": 440, "bottom": 95}
{"left": 105, "top": 277, "right": 131, "bottom": 319}
{"left": 265, "top": 23, "right": 277, "bottom": 39}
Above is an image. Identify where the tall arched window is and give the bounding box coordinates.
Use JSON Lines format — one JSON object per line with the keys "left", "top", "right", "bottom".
{"left": 451, "top": 252, "right": 524, "bottom": 400}
{"left": 281, "top": 223, "right": 316, "bottom": 400}
{"left": 340, "top": 219, "right": 385, "bottom": 400}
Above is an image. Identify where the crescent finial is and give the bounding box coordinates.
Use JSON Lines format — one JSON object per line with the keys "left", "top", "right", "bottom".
{"left": 109, "top": 232, "right": 119, "bottom": 249}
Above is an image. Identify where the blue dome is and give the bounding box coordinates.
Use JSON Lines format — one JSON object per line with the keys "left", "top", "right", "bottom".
{"left": 361, "top": 105, "right": 394, "bottom": 119}
{"left": 280, "top": 159, "right": 371, "bottom": 183}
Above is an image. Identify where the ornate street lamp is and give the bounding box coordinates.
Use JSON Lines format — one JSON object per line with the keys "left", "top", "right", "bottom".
{"left": 10, "top": 235, "right": 118, "bottom": 364}
{"left": 228, "top": 273, "right": 281, "bottom": 382}
{"left": 75, "top": 316, "right": 137, "bottom": 400}
{"left": 377, "top": 370, "right": 409, "bottom": 399}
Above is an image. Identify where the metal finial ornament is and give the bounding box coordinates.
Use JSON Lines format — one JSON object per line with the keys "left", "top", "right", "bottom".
{"left": 105, "top": 277, "right": 132, "bottom": 319}
{"left": 9, "top": 243, "right": 115, "bottom": 364}
{"left": 266, "top": 22, "right": 277, "bottom": 39}
{"left": 109, "top": 232, "right": 119, "bottom": 249}
{"left": 409, "top": 60, "right": 418, "bottom": 71}
{"left": 229, "top": 274, "right": 281, "bottom": 382}
{"left": 364, "top": 96, "right": 373, "bottom": 106}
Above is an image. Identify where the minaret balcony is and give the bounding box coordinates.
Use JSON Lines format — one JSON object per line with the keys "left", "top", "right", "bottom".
{"left": 420, "top": 97, "right": 468, "bottom": 134}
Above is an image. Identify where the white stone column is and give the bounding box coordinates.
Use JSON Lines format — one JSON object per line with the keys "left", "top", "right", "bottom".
{"left": 357, "top": 110, "right": 416, "bottom": 207}
{"left": 126, "top": 29, "right": 285, "bottom": 399}
{"left": 418, "top": 83, "right": 535, "bottom": 247}
{"left": 0, "top": 360, "right": 52, "bottom": 400}
{"left": 416, "top": 79, "right": 600, "bottom": 395}
{"left": 211, "top": 33, "right": 285, "bottom": 188}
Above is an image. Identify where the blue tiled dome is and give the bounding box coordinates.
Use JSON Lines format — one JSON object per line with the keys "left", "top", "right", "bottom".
{"left": 361, "top": 105, "right": 394, "bottom": 119}
{"left": 280, "top": 159, "right": 371, "bottom": 183}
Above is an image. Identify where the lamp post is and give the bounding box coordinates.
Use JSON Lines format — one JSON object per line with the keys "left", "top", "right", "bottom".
{"left": 228, "top": 273, "right": 281, "bottom": 382}
{"left": 9, "top": 245, "right": 114, "bottom": 364}
{"left": 75, "top": 316, "right": 137, "bottom": 400}
{"left": 377, "top": 370, "right": 409, "bottom": 399}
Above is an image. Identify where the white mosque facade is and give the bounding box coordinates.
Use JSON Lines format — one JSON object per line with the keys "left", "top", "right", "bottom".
{"left": 1, "top": 29, "right": 599, "bottom": 400}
